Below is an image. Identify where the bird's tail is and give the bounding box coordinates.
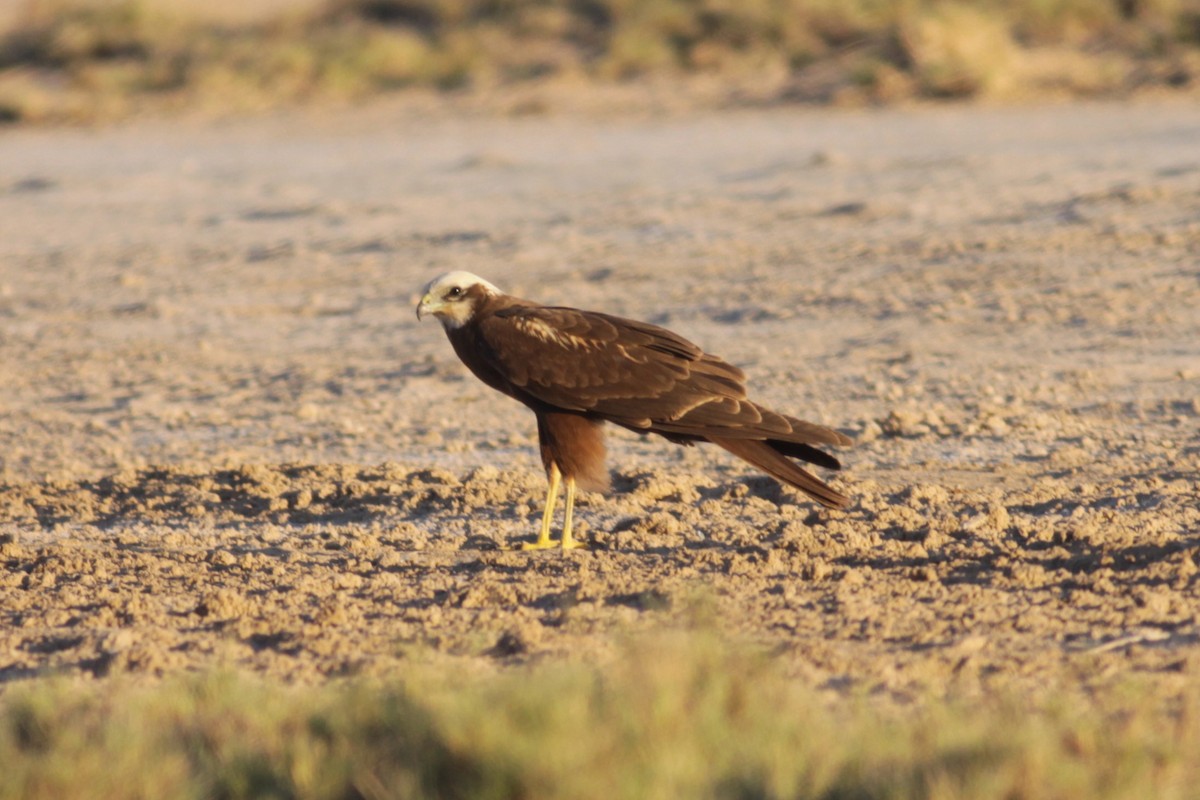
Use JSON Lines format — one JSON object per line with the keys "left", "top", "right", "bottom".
{"left": 708, "top": 436, "right": 850, "bottom": 509}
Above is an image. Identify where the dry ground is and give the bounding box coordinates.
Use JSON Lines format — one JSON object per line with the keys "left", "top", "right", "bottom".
{"left": 1, "top": 100, "right": 1199, "bottom": 707}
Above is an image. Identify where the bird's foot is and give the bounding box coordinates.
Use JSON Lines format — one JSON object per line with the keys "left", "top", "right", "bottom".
{"left": 517, "top": 538, "right": 588, "bottom": 551}
{"left": 520, "top": 537, "right": 558, "bottom": 551}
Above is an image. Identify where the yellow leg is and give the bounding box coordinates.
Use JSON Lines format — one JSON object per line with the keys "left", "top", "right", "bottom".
{"left": 522, "top": 462, "right": 561, "bottom": 550}
{"left": 560, "top": 476, "right": 586, "bottom": 550}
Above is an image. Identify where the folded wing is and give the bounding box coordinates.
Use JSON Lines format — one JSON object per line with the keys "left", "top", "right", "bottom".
{"left": 476, "top": 305, "right": 851, "bottom": 507}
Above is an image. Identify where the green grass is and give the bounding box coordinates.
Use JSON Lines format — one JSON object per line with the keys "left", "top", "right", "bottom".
{"left": 1, "top": 635, "right": 1195, "bottom": 799}
{"left": 0, "top": 0, "right": 1198, "bottom": 122}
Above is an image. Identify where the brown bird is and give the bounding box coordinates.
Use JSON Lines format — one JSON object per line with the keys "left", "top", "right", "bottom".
{"left": 416, "top": 271, "right": 850, "bottom": 550}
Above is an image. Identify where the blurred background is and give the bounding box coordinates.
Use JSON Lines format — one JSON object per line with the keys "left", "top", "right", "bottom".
{"left": 1, "top": 0, "right": 1198, "bottom": 124}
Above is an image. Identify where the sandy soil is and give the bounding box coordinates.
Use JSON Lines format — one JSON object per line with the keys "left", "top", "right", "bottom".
{"left": 1, "top": 100, "right": 1198, "bottom": 702}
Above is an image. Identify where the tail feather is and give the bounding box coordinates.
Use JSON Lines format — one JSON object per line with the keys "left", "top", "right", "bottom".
{"left": 778, "top": 414, "right": 853, "bottom": 447}
{"left": 709, "top": 436, "right": 850, "bottom": 509}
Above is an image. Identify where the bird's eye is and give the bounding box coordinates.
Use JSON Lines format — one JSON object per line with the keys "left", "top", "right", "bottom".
{"left": 447, "top": 287, "right": 463, "bottom": 299}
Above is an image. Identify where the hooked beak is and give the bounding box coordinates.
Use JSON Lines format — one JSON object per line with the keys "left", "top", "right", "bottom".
{"left": 416, "top": 293, "right": 440, "bottom": 320}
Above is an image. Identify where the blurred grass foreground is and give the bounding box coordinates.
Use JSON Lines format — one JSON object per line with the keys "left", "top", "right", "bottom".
{"left": 0, "top": 0, "right": 1198, "bottom": 122}
{"left": 2, "top": 637, "right": 1197, "bottom": 799}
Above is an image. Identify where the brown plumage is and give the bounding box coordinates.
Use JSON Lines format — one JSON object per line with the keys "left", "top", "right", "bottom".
{"left": 417, "top": 271, "right": 851, "bottom": 549}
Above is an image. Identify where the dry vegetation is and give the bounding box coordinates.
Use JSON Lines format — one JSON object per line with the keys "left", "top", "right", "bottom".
{"left": 1, "top": 0, "right": 1199, "bottom": 122}
{"left": 2, "top": 638, "right": 1198, "bottom": 800}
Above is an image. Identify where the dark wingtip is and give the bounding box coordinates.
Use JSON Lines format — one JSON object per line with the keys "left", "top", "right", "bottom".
{"left": 766, "top": 440, "right": 842, "bottom": 471}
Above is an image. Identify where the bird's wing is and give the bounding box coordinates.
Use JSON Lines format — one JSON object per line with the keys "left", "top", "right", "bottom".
{"left": 476, "top": 305, "right": 813, "bottom": 439}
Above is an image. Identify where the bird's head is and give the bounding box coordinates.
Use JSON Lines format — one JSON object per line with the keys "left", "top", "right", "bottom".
{"left": 416, "top": 271, "right": 502, "bottom": 329}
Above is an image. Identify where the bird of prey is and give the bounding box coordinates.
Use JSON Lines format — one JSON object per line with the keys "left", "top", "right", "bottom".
{"left": 416, "top": 271, "right": 850, "bottom": 550}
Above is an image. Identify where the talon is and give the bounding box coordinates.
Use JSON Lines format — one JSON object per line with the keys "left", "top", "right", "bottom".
{"left": 520, "top": 539, "right": 560, "bottom": 551}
